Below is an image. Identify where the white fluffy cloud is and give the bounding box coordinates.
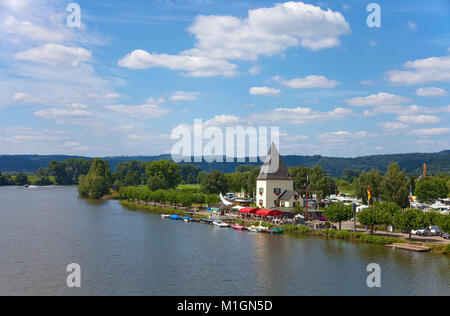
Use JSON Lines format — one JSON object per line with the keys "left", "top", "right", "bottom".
{"left": 119, "top": 2, "right": 350, "bottom": 77}
{"left": 106, "top": 104, "right": 170, "bottom": 119}
{"left": 397, "top": 115, "right": 441, "bottom": 124}
{"left": 249, "top": 86, "right": 281, "bottom": 96}
{"left": 411, "top": 128, "right": 450, "bottom": 136}
{"left": 317, "top": 130, "right": 369, "bottom": 142}
{"left": 204, "top": 115, "right": 241, "bottom": 127}
{"left": 186, "top": 2, "right": 350, "bottom": 58}
{"left": 118, "top": 50, "right": 238, "bottom": 77}
{"left": 0, "top": 126, "right": 69, "bottom": 144}
{"left": 415, "top": 87, "right": 447, "bottom": 97}
{"left": 250, "top": 107, "right": 353, "bottom": 125}
{"left": 274, "top": 75, "right": 339, "bottom": 89}
{"left": 170, "top": 91, "right": 199, "bottom": 101}
{"left": 249, "top": 66, "right": 261, "bottom": 75}
{"left": 15, "top": 43, "right": 92, "bottom": 66}
{"left": 387, "top": 55, "right": 450, "bottom": 85}
{"left": 0, "top": 1, "right": 119, "bottom": 110}
{"left": 364, "top": 104, "right": 450, "bottom": 116}
{"left": 347, "top": 92, "right": 411, "bottom": 106}
{"left": 33, "top": 108, "right": 93, "bottom": 122}
{"left": 378, "top": 122, "right": 408, "bottom": 132}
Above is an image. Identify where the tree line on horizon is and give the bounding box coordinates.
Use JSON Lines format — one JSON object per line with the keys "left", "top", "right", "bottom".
{"left": 1, "top": 150, "right": 449, "bottom": 177}
{"left": 0, "top": 157, "right": 448, "bottom": 204}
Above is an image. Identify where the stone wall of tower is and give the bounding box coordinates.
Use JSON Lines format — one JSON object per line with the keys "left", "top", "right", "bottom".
{"left": 256, "top": 179, "right": 293, "bottom": 209}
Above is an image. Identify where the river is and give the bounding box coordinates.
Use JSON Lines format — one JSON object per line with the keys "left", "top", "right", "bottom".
{"left": 0, "top": 186, "right": 448, "bottom": 296}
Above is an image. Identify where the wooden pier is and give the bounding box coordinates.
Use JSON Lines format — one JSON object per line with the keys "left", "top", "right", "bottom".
{"left": 387, "top": 243, "right": 430, "bottom": 252}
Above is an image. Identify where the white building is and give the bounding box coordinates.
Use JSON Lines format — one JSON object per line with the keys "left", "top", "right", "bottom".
{"left": 256, "top": 143, "right": 301, "bottom": 209}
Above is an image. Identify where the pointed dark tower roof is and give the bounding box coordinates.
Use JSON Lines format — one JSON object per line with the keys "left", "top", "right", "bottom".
{"left": 257, "top": 143, "right": 292, "bottom": 180}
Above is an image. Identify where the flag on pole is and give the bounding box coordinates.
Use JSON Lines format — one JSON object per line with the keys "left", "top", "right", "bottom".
{"left": 410, "top": 186, "right": 413, "bottom": 203}
{"left": 367, "top": 188, "right": 371, "bottom": 203}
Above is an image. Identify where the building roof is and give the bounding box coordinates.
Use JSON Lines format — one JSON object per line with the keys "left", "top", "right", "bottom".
{"left": 279, "top": 190, "right": 297, "bottom": 201}
{"left": 257, "top": 143, "right": 292, "bottom": 181}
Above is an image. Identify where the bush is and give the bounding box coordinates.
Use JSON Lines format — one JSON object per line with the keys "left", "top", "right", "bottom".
{"left": 443, "top": 244, "right": 450, "bottom": 255}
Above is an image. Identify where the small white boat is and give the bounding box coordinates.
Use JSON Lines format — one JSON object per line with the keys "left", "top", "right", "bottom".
{"left": 247, "top": 227, "right": 259, "bottom": 233}
{"left": 213, "top": 220, "right": 229, "bottom": 228}
{"left": 161, "top": 214, "right": 171, "bottom": 218}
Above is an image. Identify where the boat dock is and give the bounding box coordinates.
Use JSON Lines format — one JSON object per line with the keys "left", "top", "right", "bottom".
{"left": 387, "top": 243, "right": 430, "bottom": 252}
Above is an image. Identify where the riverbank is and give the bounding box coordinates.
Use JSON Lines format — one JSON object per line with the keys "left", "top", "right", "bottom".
{"left": 119, "top": 200, "right": 450, "bottom": 256}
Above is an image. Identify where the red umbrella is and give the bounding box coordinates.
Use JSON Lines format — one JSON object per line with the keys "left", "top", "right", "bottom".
{"left": 238, "top": 207, "right": 259, "bottom": 214}
{"left": 256, "top": 209, "right": 284, "bottom": 217}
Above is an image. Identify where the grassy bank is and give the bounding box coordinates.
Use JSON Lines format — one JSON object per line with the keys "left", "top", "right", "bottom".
{"left": 120, "top": 200, "right": 208, "bottom": 218}
{"left": 282, "top": 225, "right": 403, "bottom": 245}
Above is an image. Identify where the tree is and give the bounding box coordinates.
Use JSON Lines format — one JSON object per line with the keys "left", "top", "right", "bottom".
{"left": 196, "top": 171, "right": 208, "bottom": 185}
{"left": 309, "top": 166, "right": 334, "bottom": 199}
{"left": 290, "top": 166, "right": 309, "bottom": 197}
{"left": 236, "top": 165, "right": 259, "bottom": 173}
{"left": 15, "top": 172, "right": 29, "bottom": 186}
{"left": 323, "top": 202, "right": 353, "bottom": 230}
{"left": 179, "top": 164, "right": 202, "bottom": 184}
{"left": 226, "top": 172, "right": 244, "bottom": 192}
{"left": 48, "top": 159, "right": 91, "bottom": 185}
{"left": 200, "top": 170, "right": 229, "bottom": 194}
{"left": 355, "top": 169, "right": 383, "bottom": 204}
{"left": 145, "top": 160, "right": 181, "bottom": 190}
{"left": 77, "top": 159, "right": 112, "bottom": 199}
{"left": 358, "top": 203, "right": 391, "bottom": 234}
{"left": 113, "top": 160, "right": 146, "bottom": 186}
{"left": 147, "top": 175, "right": 170, "bottom": 191}
{"left": 436, "top": 214, "right": 450, "bottom": 234}
{"left": 0, "top": 173, "right": 14, "bottom": 186}
{"left": 179, "top": 192, "right": 193, "bottom": 210}
{"left": 290, "top": 166, "right": 335, "bottom": 199}
{"left": 394, "top": 208, "right": 428, "bottom": 239}
{"left": 243, "top": 167, "right": 260, "bottom": 196}
{"left": 380, "top": 163, "right": 410, "bottom": 208}
{"left": 205, "top": 194, "right": 220, "bottom": 206}
{"left": 415, "top": 177, "right": 448, "bottom": 202}
{"left": 194, "top": 193, "right": 206, "bottom": 209}
{"left": 341, "top": 168, "right": 361, "bottom": 182}
{"left": 35, "top": 168, "right": 53, "bottom": 186}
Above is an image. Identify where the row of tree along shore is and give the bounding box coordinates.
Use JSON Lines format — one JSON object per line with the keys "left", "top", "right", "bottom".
{"left": 1, "top": 157, "right": 448, "bottom": 206}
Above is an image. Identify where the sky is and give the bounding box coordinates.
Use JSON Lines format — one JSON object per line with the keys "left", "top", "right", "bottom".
{"left": 0, "top": 0, "right": 449, "bottom": 158}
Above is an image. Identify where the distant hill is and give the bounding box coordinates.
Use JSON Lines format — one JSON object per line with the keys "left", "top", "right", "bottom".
{"left": 1, "top": 151, "right": 449, "bottom": 177}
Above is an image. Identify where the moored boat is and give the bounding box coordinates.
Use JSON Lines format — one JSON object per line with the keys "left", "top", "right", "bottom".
{"left": 213, "top": 220, "right": 229, "bottom": 228}
{"left": 231, "top": 224, "right": 246, "bottom": 231}
{"left": 183, "top": 216, "right": 193, "bottom": 222}
{"left": 169, "top": 215, "right": 183, "bottom": 220}
{"left": 247, "top": 226, "right": 260, "bottom": 232}
{"left": 161, "top": 214, "right": 171, "bottom": 218}
{"left": 271, "top": 227, "right": 284, "bottom": 234}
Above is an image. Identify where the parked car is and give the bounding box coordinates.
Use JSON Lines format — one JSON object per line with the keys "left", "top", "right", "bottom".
{"left": 443, "top": 232, "right": 449, "bottom": 240}
{"left": 411, "top": 228, "right": 431, "bottom": 236}
{"left": 429, "top": 226, "right": 441, "bottom": 236}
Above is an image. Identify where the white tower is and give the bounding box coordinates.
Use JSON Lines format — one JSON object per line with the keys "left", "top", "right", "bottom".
{"left": 256, "top": 143, "right": 294, "bottom": 209}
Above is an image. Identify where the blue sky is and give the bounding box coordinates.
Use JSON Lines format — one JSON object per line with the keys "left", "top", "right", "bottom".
{"left": 0, "top": 0, "right": 449, "bottom": 157}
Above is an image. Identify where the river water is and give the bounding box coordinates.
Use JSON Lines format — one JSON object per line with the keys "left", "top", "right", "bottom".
{"left": 0, "top": 186, "right": 448, "bottom": 296}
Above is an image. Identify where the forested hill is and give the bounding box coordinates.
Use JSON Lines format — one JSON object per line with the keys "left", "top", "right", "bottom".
{"left": 1, "top": 151, "right": 449, "bottom": 177}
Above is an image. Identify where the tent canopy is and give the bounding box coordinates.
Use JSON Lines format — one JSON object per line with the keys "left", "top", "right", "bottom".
{"left": 238, "top": 207, "right": 259, "bottom": 214}
{"left": 256, "top": 209, "right": 284, "bottom": 217}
